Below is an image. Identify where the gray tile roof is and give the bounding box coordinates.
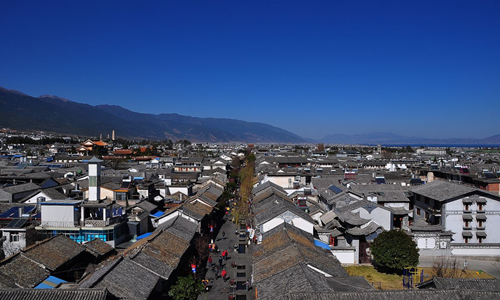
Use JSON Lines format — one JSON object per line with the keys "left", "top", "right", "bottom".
{"left": 254, "top": 195, "right": 313, "bottom": 226}
{"left": 270, "top": 290, "right": 500, "bottom": 300}
{"left": 22, "top": 235, "right": 86, "bottom": 271}
{"left": 432, "top": 277, "right": 500, "bottom": 291}
{"left": 254, "top": 224, "right": 347, "bottom": 284}
{"left": 92, "top": 258, "right": 160, "bottom": 300}
{"left": 0, "top": 254, "right": 50, "bottom": 288}
{"left": 410, "top": 180, "right": 481, "bottom": 202}
{"left": 0, "top": 289, "right": 109, "bottom": 300}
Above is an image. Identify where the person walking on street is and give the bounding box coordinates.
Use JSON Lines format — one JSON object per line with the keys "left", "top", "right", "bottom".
{"left": 208, "top": 256, "right": 213, "bottom": 267}
{"left": 222, "top": 250, "right": 227, "bottom": 261}
{"left": 221, "top": 269, "right": 227, "bottom": 282}
{"left": 214, "top": 266, "right": 219, "bottom": 280}
{"left": 222, "top": 231, "right": 225, "bottom": 240}
{"left": 219, "top": 255, "right": 223, "bottom": 267}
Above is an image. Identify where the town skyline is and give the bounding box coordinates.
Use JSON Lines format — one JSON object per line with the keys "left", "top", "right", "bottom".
{"left": 1, "top": 1, "right": 500, "bottom": 140}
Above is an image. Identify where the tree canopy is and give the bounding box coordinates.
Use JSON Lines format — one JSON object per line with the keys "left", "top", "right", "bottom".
{"left": 168, "top": 275, "right": 204, "bottom": 300}
{"left": 371, "top": 230, "right": 419, "bottom": 274}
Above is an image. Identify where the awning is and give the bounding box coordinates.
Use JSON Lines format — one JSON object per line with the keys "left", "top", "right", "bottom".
{"left": 462, "top": 198, "right": 473, "bottom": 204}
{"left": 462, "top": 214, "right": 473, "bottom": 221}
{"left": 476, "top": 232, "right": 487, "bottom": 238}
{"left": 476, "top": 198, "right": 487, "bottom": 204}
{"left": 462, "top": 231, "right": 473, "bottom": 238}
{"left": 476, "top": 214, "right": 487, "bottom": 221}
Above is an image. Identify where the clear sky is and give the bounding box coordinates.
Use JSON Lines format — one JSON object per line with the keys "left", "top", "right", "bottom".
{"left": 1, "top": 0, "right": 499, "bottom": 140}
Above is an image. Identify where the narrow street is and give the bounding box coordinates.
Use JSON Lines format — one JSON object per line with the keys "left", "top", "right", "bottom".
{"left": 198, "top": 213, "right": 255, "bottom": 300}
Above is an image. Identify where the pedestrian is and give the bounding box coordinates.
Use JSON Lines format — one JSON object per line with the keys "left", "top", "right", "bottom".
{"left": 221, "top": 269, "right": 227, "bottom": 282}
{"left": 219, "top": 255, "right": 223, "bottom": 267}
{"left": 222, "top": 231, "right": 225, "bottom": 240}
{"left": 224, "top": 249, "right": 228, "bottom": 261}
{"left": 245, "top": 279, "right": 250, "bottom": 291}
{"left": 214, "top": 266, "right": 219, "bottom": 279}
{"left": 208, "top": 256, "right": 213, "bottom": 267}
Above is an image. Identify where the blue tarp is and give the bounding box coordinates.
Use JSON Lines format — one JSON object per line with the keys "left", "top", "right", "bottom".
{"left": 314, "top": 239, "right": 331, "bottom": 250}
{"left": 35, "top": 276, "right": 67, "bottom": 289}
{"left": 46, "top": 156, "right": 54, "bottom": 162}
{"left": 151, "top": 211, "right": 164, "bottom": 218}
{"left": 136, "top": 232, "right": 152, "bottom": 240}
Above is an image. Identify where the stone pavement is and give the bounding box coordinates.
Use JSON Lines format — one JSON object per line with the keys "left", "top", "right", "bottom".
{"left": 198, "top": 215, "right": 256, "bottom": 300}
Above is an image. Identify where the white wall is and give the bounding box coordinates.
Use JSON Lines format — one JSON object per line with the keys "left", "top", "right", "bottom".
{"left": 291, "top": 217, "right": 314, "bottom": 235}
{"left": 331, "top": 249, "right": 356, "bottom": 264}
{"left": 354, "top": 207, "right": 392, "bottom": 231}
{"left": 262, "top": 218, "right": 284, "bottom": 233}
{"left": 41, "top": 205, "right": 78, "bottom": 227}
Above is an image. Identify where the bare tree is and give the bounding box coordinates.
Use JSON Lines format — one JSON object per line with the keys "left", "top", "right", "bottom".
{"left": 432, "top": 256, "right": 462, "bottom": 278}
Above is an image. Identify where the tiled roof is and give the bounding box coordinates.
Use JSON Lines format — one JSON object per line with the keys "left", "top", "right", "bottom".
{"left": 1, "top": 182, "right": 40, "bottom": 195}
{"left": 93, "top": 258, "right": 160, "bottom": 300}
{"left": 432, "top": 277, "right": 500, "bottom": 291}
{"left": 0, "top": 254, "right": 50, "bottom": 288}
{"left": 271, "top": 290, "right": 500, "bottom": 300}
{"left": 254, "top": 224, "right": 347, "bottom": 283}
{"left": 22, "top": 235, "right": 85, "bottom": 271}
{"left": 84, "top": 238, "right": 115, "bottom": 257}
{"left": 410, "top": 180, "right": 479, "bottom": 201}
{"left": 0, "top": 289, "right": 109, "bottom": 300}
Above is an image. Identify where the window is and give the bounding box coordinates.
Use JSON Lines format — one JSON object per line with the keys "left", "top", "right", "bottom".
{"left": 10, "top": 234, "right": 19, "bottom": 242}
{"left": 478, "top": 204, "right": 483, "bottom": 211}
{"left": 416, "top": 208, "right": 421, "bottom": 215}
{"left": 464, "top": 220, "right": 470, "bottom": 228}
{"left": 464, "top": 204, "right": 469, "bottom": 211}
{"left": 478, "top": 220, "right": 484, "bottom": 228}
{"left": 424, "top": 198, "right": 429, "bottom": 205}
{"left": 464, "top": 237, "right": 469, "bottom": 244}
{"left": 478, "top": 238, "right": 483, "bottom": 244}
{"left": 424, "top": 211, "right": 429, "bottom": 220}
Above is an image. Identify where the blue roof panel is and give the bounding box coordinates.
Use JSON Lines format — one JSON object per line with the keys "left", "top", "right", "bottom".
{"left": 314, "top": 239, "right": 331, "bottom": 250}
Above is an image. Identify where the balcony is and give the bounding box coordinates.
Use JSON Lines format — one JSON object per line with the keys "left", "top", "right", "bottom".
{"left": 84, "top": 216, "right": 123, "bottom": 227}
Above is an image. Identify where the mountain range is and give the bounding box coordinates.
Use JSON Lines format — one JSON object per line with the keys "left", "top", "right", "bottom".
{"left": 1, "top": 86, "right": 499, "bottom": 145}
{"left": 0, "top": 87, "right": 305, "bottom": 143}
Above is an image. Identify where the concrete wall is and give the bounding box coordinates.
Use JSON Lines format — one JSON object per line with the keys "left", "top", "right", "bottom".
{"left": 354, "top": 207, "right": 392, "bottom": 231}
{"left": 331, "top": 249, "right": 356, "bottom": 264}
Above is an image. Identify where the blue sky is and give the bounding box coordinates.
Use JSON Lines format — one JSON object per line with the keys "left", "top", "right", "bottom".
{"left": 1, "top": 0, "right": 499, "bottom": 140}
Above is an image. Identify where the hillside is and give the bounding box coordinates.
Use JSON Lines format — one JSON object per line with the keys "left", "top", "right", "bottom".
{"left": 0, "top": 87, "right": 306, "bottom": 143}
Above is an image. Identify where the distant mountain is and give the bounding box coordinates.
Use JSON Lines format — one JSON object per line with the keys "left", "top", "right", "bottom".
{"left": 321, "top": 132, "right": 500, "bottom": 145}
{"left": 0, "top": 87, "right": 305, "bottom": 143}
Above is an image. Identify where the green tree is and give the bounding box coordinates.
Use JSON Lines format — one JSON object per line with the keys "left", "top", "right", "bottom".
{"left": 168, "top": 275, "right": 204, "bottom": 300}
{"left": 371, "top": 230, "right": 419, "bottom": 274}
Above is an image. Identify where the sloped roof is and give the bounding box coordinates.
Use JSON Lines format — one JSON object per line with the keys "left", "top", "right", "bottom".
{"left": 93, "top": 258, "right": 160, "bottom": 300}
{"left": 432, "top": 277, "right": 500, "bottom": 291}
{"left": 0, "top": 289, "right": 109, "bottom": 300}
{"left": 0, "top": 254, "right": 50, "bottom": 288}
{"left": 254, "top": 195, "right": 313, "bottom": 226}
{"left": 270, "top": 290, "right": 500, "bottom": 300}
{"left": 22, "top": 235, "right": 86, "bottom": 271}
{"left": 84, "top": 238, "right": 115, "bottom": 257}
{"left": 253, "top": 181, "right": 287, "bottom": 196}
{"left": 410, "top": 180, "right": 496, "bottom": 202}
{"left": 253, "top": 224, "right": 347, "bottom": 283}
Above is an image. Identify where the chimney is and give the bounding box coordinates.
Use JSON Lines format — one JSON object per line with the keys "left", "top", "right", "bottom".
{"left": 112, "top": 130, "right": 115, "bottom": 141}
{"left": 18, "top": 207, "right": 23, "bottom": 217}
